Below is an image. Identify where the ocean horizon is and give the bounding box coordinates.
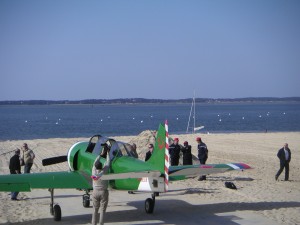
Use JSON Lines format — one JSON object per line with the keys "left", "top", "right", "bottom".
{"left": 0, "top": 102, "right": 299, "bottom": 140}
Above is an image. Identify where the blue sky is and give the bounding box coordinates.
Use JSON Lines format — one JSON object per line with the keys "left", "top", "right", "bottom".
{"left": 0, "top": 0, "right": 299, "bottom": 100}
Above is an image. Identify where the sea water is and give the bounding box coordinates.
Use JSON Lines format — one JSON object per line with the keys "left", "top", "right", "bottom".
{"left": 0, "top": 102, "right": 299, "bottom": 140}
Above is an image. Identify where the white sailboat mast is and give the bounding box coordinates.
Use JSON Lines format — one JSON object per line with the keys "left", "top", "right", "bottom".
{"left": 193, "top": 91, "right": 196, "bottom": 133}
{"left": 186, "top": 91, "right": 196, "bottom": 133}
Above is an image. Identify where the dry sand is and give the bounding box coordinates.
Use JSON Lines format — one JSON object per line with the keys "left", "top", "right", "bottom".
{"left": 0, "top": 132, "right": 299, "bottom": 225}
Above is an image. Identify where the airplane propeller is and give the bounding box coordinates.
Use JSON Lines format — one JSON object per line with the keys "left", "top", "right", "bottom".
{"left": 42, "top": 156, "right": 67, "bottom": 166}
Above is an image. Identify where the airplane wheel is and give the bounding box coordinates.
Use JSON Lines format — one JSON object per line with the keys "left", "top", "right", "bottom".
{"left": 53, "top": 204, "right": 61, "bottom": 221}
{"left": 83, "top": 195, "right": 90, "bottom": 208}
{"left": 83, "top": 198, "right": 90, "bottom": 208}
{"left": 145, "top": 198, "right": 154, "bottom": 214}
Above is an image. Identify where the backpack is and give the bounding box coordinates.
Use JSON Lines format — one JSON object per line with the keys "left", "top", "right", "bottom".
{"left": 225, "top": 181, "right": 237, "bottom": 190}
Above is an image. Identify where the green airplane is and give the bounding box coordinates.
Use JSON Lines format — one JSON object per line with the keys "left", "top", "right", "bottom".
{"left": 0, "top": 121, "right": 251, "bottom": 221}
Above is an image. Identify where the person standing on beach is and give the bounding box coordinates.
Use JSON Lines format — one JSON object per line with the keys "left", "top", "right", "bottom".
{"left": 169, "top": 138, "right": 181, "bottom": 166}
{"left": 91, "top": 155, "right": 110, "bottom": 225}
{"left": 130, "top": 143, "right": 138, "bottom": 158}
{"left": 145, "top": 144, "right": 154, "bottom": 161}
{"left": 9, "top": 149, "right": 21, "bottom": 200}
{"left": 197, "top": 137, "right": 208, "bottom": 181}
{"left": 181, "top": 141, "right": 193, "bottom": 165}
{"left": 22, "top": 143, "right": 35, "bottom": 173}
{"left": 275, "top": 143, "right": 291, "bottom": 181}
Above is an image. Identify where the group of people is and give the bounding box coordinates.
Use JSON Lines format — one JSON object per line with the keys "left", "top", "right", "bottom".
{"left": 169, "top": 137, "right": 207, "bottom": 163}
{"left": 168, "top": 137, "right": 208, "bottom": 180}
{"left": 9, "top": 143, "right": 35, "bottom": 200}
{"left": 144, "top": 139, "right": 189, "bottom": 163}
{"left": 127, "top": 139, "right": 292, "bottom": 184}
{"left": 7, "top": 138, "right": 291, "bottom": 225}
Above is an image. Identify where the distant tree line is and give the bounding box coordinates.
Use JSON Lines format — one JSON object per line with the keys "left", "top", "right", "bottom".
{"left": 0, "top": 97, "right": 299, "bottom": 105}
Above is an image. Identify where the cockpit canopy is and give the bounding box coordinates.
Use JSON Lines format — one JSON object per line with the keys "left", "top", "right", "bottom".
{"left": 86, "top": 135, "right": 136, "bottom": 158}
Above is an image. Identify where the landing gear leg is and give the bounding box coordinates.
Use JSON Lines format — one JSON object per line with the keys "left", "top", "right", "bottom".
{"left": 145, "top": 193, "right": 157, "bottom": 214}
{"left": 82, "top": 190, "right": 90, "bottom": 208}
{"left": 49, "top": 188, "right": 61, "bottom": 221}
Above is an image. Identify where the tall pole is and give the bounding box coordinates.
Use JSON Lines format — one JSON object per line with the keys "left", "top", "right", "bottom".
{"left": 193, "top": 91, "right": 196, "bottom": 133}
{"left": 186, "top": 91, "right": 196, "bottom": 133}
{"left": 186, "top": 97, "right": 193, "bottom": 133}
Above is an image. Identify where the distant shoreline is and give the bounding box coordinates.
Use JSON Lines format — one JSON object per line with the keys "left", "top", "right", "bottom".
{"left": 0, "top": 97, "right": 299, "bottom": 106}
{"left": 1, "top": 131, "right": 300, "bottom": 142}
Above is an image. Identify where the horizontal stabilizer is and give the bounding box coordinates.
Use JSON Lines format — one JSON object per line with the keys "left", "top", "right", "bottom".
{"left": 168, "top": 163, "right": 251, "bottom": 180}
{"left": 42, "top": 156, "right": 67, "bottom": 166}
{"left": 170, "top": 167, "right": 229, "bottom": 177}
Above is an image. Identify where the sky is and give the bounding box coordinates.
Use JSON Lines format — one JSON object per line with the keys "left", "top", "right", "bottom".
{"left": 0, "top": 0, "right": 300, "bottom": 100}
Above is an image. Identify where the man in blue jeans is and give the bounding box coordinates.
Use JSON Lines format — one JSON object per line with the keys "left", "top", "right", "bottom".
{"left": 22, "top": 143, "right": 35, "bottom": 173}
{"left": 9, "top": 149, "right": 21, "bottom": 200}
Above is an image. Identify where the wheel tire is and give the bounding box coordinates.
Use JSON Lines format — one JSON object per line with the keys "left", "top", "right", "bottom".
{"left": 53, "top": 204, "right": 61, "bottom": 221}
{"left": 83, "top": 198, "right": 90, "bottom": 208}
{"left": 83, "top": 195, "right": 90, "bottom": 208}
{"left": 145, "top": 198, "right": 154, "bottom": 214}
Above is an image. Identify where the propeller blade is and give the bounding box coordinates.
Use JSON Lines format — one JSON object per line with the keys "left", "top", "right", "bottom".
{"left": 42, "top": 156, "right": 67, "bottom": 166}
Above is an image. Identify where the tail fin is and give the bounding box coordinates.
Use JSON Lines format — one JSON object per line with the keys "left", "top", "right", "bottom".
{"left": 146, "top": 121, "right": 170, "bottom": 191}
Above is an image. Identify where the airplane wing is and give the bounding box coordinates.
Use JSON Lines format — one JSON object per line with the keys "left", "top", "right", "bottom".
{"left": 101, "top": 170, "right": 161, "bottom": 180}
{"left": 0, "top": 170, "right": 163, "bottom": 192}
{"left": 0, "top": 171, "right": 92, "bottom": 192}
{"left": 169, "top": 163, "right": 251, "bottom": 180}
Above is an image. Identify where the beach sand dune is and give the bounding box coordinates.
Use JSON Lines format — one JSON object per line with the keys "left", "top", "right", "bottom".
{"left": 0, "top": 132, "right": 299, "bottom": 225}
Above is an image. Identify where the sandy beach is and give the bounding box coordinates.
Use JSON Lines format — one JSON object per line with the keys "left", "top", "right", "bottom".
{"left": 0, "top": 131, "right": 299, "bottom": 225}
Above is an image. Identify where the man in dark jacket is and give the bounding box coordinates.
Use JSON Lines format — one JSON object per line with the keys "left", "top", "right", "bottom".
{"left": 145, "top": 144, "right": 154, "bottom": 161}
{"left": 275, "top": 143, "right": 291, "bottom": 181}
{"left": 197, "top": 137, "right": 208, "bottom": 181}
{"left": 181, "top": 141, "right": 192, "bottom": 165}
{"left": 169, "top": 138, "right": 181, "bottom": 166}
{"left": 9, "top": 149, "right": 21, "bottom": 200}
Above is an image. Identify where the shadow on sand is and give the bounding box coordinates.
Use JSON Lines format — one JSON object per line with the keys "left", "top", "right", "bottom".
{"left": 4, "top": 199, "right": 300, "bottom": 225}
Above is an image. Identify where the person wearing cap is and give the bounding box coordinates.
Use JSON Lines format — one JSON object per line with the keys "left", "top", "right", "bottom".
{"left": 9, "top": 149, "right": 22, "bottom": 200}
{"left": 196, "top": 137, "right": 208, "bottom": 181}
{"left": 181, "top": 141, "right": 192, "bottom": 165}
{"left": 169, "top": 138, "right": 181, "bottom": 166}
